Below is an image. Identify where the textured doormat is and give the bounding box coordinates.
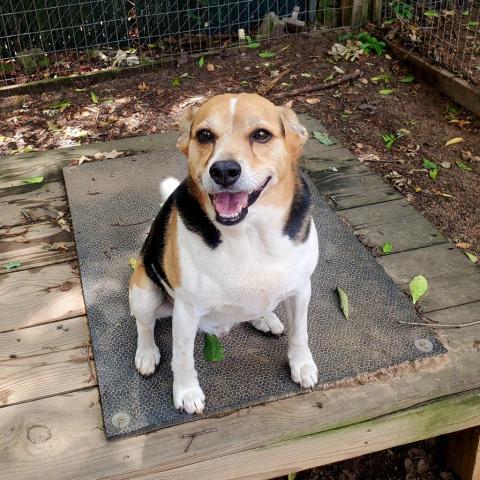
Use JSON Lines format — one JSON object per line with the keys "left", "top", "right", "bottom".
{"left": 63, "top": 151, "right": 446, "bottom": 440}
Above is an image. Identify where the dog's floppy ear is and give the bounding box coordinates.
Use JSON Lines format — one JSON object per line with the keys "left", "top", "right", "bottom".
{"left": 278, "top": 104, "right": 308, "bottom": 158}
{"left": 177, "top": 105, "right": 198, "bottom": 156}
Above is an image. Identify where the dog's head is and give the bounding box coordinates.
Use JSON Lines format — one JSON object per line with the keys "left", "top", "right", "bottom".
{"left": 177, "top": 93, "right": 308, "bottom": 226}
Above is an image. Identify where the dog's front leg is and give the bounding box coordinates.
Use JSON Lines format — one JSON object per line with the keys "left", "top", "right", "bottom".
{"left": 171, "top": 297, "right": 205, "bottom": 414}
{"left": 285, "top": 281, "right": 319, "bottom": 388}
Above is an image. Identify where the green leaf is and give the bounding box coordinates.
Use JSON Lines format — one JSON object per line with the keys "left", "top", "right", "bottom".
{"left": 23, "top": 176, "right": 44, "bottom": 184}
{"left": 399, "top": 74, "right": 415, "bottom": 83}
{"left": 240, "top": 80, "right": 249, "bottom": 86}
{"left": 422, "top": 158, "right": 438, "bottom": 170}
{"left": 48, "top": 99, "right": 70, "bottom": 111}
{"left": 128, "top": 257, "right": 138, "bottom": 270}
{"left": 456, "top": 161, "right": 472, "bottom": 171}
{"left": 91, "top": 91, "right": 99, "bottom": 104}
{"left": 424, "top": 9, "right": 439, "bottom": 17}
{"left": 464, "top": 251, "right": 478, "bottom": 263}
{"left": 382, "top": 133, "right": 396, "bottom": 149}
{"left": 288, "top": 474, "right": 297, "bottom": 480}
{"left": 409, "top": 275, "right": 428, "bottom": 304}
{"left": 382, "top": 242, "right": 393, "bottom": 254}
{"left": 301, "top": 72, "right": 313, "bottom": 78}
{"left": 370, "top": 74, "right": 390, "bottom": 83}
{"left": 259, "top": 51, "right": 276, "bottom": 59}
{"left": 379, "top": 89, "right": 394, "bottom": 95}
{"left": 172, "top": 77, "right": 181, "bottom": 87}
{"left": 337, "top": 287, "right": 349, "bottom": 320}
{"left": 468, "top": 21, "right": 479, "bottom": 27}
{"left": 429, "top": 169, "right": 438, "bottom": 180}
{"left": 245, "top": 36, "right": 260, "bottom": 49}
{"left": 203, "top": 334, "right": 224, "bottom": 362}
{"left": 3, "top": 260, "right": 22, "bottom": 271}
{"left": 462, "top": 10, "right": 469, "bottom": 15}
{"left": 312, "top": 131, "right": 334, "bottom": 146}
{"left": 198, "top": 56, "right": 205, "bottom": 68}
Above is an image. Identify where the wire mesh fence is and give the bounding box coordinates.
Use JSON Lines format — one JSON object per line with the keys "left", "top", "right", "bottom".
{"left": 1, "top": 0, "right": 379, "bottom": 87}
{"left": 381, "top": 0, "right": 480, "bottom": 85}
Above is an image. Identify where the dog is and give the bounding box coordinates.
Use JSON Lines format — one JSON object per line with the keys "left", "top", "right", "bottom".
{"left": 129, "top": 93, "right": 319, "bottom": 414}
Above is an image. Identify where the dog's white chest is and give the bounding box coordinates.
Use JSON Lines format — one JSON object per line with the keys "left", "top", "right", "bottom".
{"left": 177, "top": 217, "right": 318, "bottom": 332}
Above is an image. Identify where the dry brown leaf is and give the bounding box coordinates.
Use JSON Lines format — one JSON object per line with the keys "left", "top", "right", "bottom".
{"left": 444, "top": 137, "right": 464, "bottom": 147}
{"left": 137, "top": 82, "right": 148, "bottom": 91}
{"left": 207, "top": 63, "right": 215, "bottom": 72}
{"left": 305, "top": 98, "right": 321, "bottom": 105}
{"left": 456, "top": 242, "right": 471, "bottom": 249}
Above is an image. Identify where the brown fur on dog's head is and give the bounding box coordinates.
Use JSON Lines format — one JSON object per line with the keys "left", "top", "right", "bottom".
{"left": 177, "top": 93, "right": 308, "bottom": 224}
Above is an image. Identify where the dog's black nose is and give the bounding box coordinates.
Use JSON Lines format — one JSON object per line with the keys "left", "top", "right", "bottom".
{"left": 209, "top": 160, "right": 241, "bottom": 187}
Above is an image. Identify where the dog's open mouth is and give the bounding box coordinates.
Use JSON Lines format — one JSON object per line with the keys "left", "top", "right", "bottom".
{"left": 210, "top": 177, "right": 271, "bottom": 226}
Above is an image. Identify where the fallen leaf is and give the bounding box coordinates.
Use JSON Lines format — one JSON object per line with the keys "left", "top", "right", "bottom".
{"left": 3, "top": 260, "right": 22, "bottom": 271}
{"left": 432, "top": 190, "right": 453, "bottom": 198}
{"left": 203, "top": 333, "right": 224, "bottom": 362}
{"left": 379, "top": 89, "right": 394, "bottom": 95}
{"left": 456, "top": 161, "right": 472, "bottom": 171}
{"left": 91, "top": 91, "right": 99, "bottom": 104}
{"left": 76, "top": 155, "right": 91, "bottom": 165}
{"left": 422, "top": 158, "right": 438, "bottom": 170}
{"left": 445, "top": 137, "right": 464, "bottom": 146}
{"left": 382, "top": 242, "right": 393, "bottom": 254}
{"left": 399, "top": 74, "right": 415, "bottom": 83}
{"left": 137, "top": 82, "right": 148, "bottom": 91}
{"left": 312, "top": 131, "right": 334, "bottom": 146}
{"left": 337, "top": 287, "right": 349, "bottom": 320}
{"left": 456, "top": 242, "right": 471, "bottom": 249}
{"left": 259, "top": 51, "right": 276, "bottom": 59}
{"left": 305, "top": 98, "right": 320, "bottom": 104}
{"left": 440, "top": 161, "right": 451, "bottom": 169}
{"left": 129, "top": 257, "right": 138, "bottom": 270}
{"left": 207, "top": 63, "right": 215, "bottom": 72}
{"left": 464, "top": 251, "right": 478, "bottom": 263}
{"left": 56, "top": 218, "right": 71, "bottom": 232}
{"left": 103, "top": 150, "right": 124, "bottom": 159}
{"left": 197, "top": 56, "right": 205, "bottom": 68}
{"left": 409, "top": 275, "right": 428, "bottom": 304}
{"left": 23, "top": 176, "right": 44, "bottom": 184}
{"left": 429, "top": 169, "right": 438, "bottom": 180}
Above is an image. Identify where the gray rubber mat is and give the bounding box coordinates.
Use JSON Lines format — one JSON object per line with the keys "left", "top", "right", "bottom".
{"left": 63, "top": 151, "right": 446, "bottom": 439}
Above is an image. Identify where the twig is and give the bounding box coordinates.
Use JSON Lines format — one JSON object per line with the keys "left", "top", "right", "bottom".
{"left": 398, "top": 320, "right": 480, "bottom": 329}
{"left": 182, "top": 428, "right": 218, "bottom": 453}
{"left": 258, "top": 68, "right": 291, "bottom": 96}
{"left": 362, "top": 159, "right": 403, "bottom": 164}
{"left": 271, "top": 70, "right": 362, "bottom": 100}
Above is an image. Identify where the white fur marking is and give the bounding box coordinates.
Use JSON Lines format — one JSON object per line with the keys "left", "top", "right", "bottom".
{"left": 229, "top": 97, "right": 238, "bottom": 119}
{"left": 160, "top": 177, "right": 180, "bottom": 203}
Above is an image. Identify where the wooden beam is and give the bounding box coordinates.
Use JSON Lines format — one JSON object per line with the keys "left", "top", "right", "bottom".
{"left": 440, "top": 427, "right": 480, "bottom": 480}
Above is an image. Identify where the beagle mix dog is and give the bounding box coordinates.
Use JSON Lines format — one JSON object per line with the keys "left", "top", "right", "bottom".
{"left": 129, "top": 93, "right": 319, "bottom": 414}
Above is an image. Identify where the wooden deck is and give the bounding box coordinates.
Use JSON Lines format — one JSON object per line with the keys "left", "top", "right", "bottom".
{"left": 1, "top": 115, "right": 479, "bottom": 480}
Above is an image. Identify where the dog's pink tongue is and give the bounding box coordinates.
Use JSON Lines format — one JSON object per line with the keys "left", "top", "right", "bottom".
{"left": 213, "top": 192, "right": 248, "bottom": 216}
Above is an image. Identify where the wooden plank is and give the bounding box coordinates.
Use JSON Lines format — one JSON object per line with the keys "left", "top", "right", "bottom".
{"left": 133, "top": 390, "right": 480, "bottom": 480}
{"left": 0, "top": 316, "right": 89, "bottom": 362}
{"left": 0, "top": 346, "right": 95, "bottom": 406}
{"left": 0, "top": 262, "right": 85, "bottom": 332}
{"left": 0, "top": 311, "right": 478, "bottom": 480}
{"left": 340, "top": 199, "right": 447, "bottom": 253}
{"left": 0, "top": 221, "right": 75, "bottom": 273}
{"left": 0, "top": 133, "right": 179, "bottom": 190}
{"left": 0, "top": 181, "right": 67, "bottom": 228}
{"left": 378, "top": 243, "right": 480, "bottom": 312}
{"left": 311, "top": 165, "right": 402, "bottom": 210}
{"left": 441, "top": 427, "right": 480, "bottom": 480}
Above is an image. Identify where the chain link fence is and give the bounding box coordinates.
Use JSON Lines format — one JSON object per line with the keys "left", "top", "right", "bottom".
{"left": 1, "top": 0, "right": 381, "bottom": 88}
{"left": 382, "top": 0, "right": 480, "bottom": 85}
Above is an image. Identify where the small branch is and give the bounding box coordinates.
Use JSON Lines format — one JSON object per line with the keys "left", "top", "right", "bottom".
{"left": 271, "top": 70, "right": 362, "bottom": 100}
{"left": 398, "top": 320, "right": 480, "bottom": 329}
{"left": 258, "top": 68, "right": 291, "bottom": 96}
{"left": 182, "top": 428, "right": 218, "bottom": 453}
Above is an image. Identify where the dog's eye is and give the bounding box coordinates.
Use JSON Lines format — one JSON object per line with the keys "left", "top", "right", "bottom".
{"left": 196, "top": 129, "right": 214, "bottom": 144}
{"left": 251, "top": 129, "right": 272, "bottom": 143}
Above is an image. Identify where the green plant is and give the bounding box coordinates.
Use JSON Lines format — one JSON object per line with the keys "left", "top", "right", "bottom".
{"left": 391, "top": 2, "right": 414, "bottom": 19}
{"left": 245, "top": 35, "right": 260, "bottom": 49}
{"left": 357, "top": 32, "right": 386, "bottom": 55}
{"left": 382, "top": 133, "right": 397, "bottom": 149}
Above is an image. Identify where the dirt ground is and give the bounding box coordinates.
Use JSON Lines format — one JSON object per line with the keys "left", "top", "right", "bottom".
{"left": 1, "top": 30, "right": 477, "bottom": 478}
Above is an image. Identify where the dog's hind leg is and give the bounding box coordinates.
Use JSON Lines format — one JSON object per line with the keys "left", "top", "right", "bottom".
{"left": 250, "top": 312, "right": 285, "bottom": 336}
{"left": 129, "top": 262, "right": 172, "bottom": 376}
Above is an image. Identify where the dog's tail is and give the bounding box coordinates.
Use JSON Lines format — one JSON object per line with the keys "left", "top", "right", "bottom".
{"left": 159, "top": 177, "right": 180, "bottom": 203}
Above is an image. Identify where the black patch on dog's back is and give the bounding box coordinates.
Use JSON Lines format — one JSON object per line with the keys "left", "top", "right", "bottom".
{"left": 175, "top": 179, "right": 222, "bottom": 249}
{"left": 141, "top": 178, "right": 221, "bottom": 288}
{"left": 283, "top": 174, "right": 312, "bottom": 243}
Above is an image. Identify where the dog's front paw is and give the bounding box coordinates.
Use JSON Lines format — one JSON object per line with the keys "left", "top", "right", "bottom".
{"left": 173, "top": 379, "right": 205, "bottom": 414}
{"left": 251, "top": 312, "right": 285, "bottom": 336}
{"left": 135, "top": 344, "right": 160, "bottom": 376}
{"left": 289, "top": 348, "right": 318, "bottom": 388}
